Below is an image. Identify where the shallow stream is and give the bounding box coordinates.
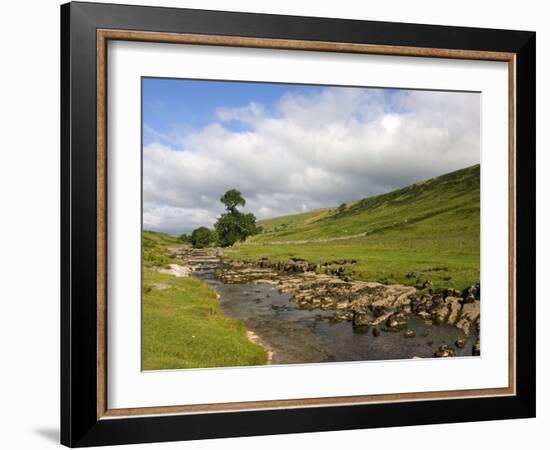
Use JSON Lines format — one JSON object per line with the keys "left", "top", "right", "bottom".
{"left": 194, "top": 266, "right": 476, "bottom": 364}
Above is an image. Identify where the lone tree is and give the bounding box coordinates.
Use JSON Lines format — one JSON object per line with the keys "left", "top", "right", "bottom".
{"left": 220, "top": 189, "right": 246, "bottom": 214}
{"left": 189, "top": 226, "right": 216, "bottom": 248}
{"left": 215, "top": 189, "right": 258, "bottom": 247}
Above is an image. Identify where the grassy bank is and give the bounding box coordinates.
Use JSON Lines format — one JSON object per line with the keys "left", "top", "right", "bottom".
{"left": 229, "top": 165, "right": 480, "bottom": 291}
{"left": 142, "top": 230, "right": 181, "bottom": 268}
{"left": 142, "top": 232, "right": 268, "bottom": 370}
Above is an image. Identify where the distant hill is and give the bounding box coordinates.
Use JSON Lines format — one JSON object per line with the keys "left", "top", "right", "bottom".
{"left": 233, "top": 165, "right": 479, "bottom": 290}
{"left": 253, "top": 164, "right": 480, "bottom": 244}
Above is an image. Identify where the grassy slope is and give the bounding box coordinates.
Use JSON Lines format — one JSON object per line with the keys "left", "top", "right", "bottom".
{"left": 142, "top": 230, "right": 181, "bottom": 268}
{"left": 258, "top": 208, "right": 333, "bottom": 233}
{"left": 142, "top": 230, "right": 267, "bottom": 370}
{"left": 230, "top": 165, "right": 480, "bottom": 291}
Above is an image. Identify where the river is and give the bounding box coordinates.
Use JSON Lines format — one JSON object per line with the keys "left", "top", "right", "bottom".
{"left": 193, "top": 264, "right": 476, "bottom": 365}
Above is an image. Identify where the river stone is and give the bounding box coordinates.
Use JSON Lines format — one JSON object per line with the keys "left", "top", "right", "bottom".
{"left": 386, "top": 312, "right": 409, "bottom": 330}
{"left": 416, "top": 311, "right": 432, "bottom": 321}
{"left": 404, "top": 329, "right": 416, "bottom": 338}
{"left": 158, "top": 264, "right": 191, "bottom": 278}
{"left": 333, "top": 311, "right": 353, "bottom": 322}
{"left": 472, "top": 337, "right": 481, "bottom": 356}
{"left": 455, "top": 338, "right": 466, "bottom": 349}
{"left": 456, "top": 300, "right": 480, "bottom": 335}
{"left": 370, "top": 311, "right": 393, "bottom": 326}
{"left": 434, "top": 344, "right": 456, "bottom": 357}
{"left": 431, "top": 304, "right": 449, "bottom": 324}
{"left": 352, "top": 312, "right": 371, "bottom": 328}
{"left": 446, "top": 296, "right": 462, "bottom": 324}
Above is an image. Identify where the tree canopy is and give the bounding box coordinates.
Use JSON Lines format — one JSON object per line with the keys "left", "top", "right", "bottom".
{"left": 219, "top": 189, "right": 246, "bottom": 214}
{"left": 215, "top": 189, "right": 258, "bottom": 247}
{"left": 189, "top": 227, "right": 216, "bottom": 248}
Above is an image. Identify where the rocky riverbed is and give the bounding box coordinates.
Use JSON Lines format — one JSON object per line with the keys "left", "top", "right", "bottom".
{"left": 168, "top": 247, "right": 480, "bottom": 359}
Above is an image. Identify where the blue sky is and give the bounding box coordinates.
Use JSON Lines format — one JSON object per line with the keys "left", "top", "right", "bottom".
{"left": 143, "top": 78, "right": 406, "bottom": 147}
{"left": 142, "top": 78, "right": 479, "bottom": 234}
{"left": 144, "top": 79, "right": 321, "bottom": 144}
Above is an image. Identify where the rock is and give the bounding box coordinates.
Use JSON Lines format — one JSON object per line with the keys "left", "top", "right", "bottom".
{"left": 333, "top": 311, "right": 353, "bottom": 322}
{"left": 464, "top": 283, "right": 480, "bottom": 299}
{"left": 370, "top": 304, "right": 388, "bottom": 317}
{"left": 335, "top": 300, "right": 349, "bottom": 309}
{"left": 406, "top": 271, "right": 420, "bottom": 279}
{"left": 372, "top": 327, "right": 380, "bottom": 337}
{"left": 404, "top": 329, "right": 416, "bottom": 338}
{"left": 434, "top": 344, "right": 456, "bottom": 357}
{"left": 386, "top": 313, "right": 409, "bottom": 330}
{"left": 456, "top": 300, "right": 480, "bottom": 335}
{"left": 352, "top": 312, "right": 371, "bottom": 328}
{"left": 455, "top": 338, "right": 466, "bottom": 349}
{"left": 158, "top": 264, "right": 191, "bottom": 278}
{"left": 446, "top": 296, "right": 462, "bottom": 324}
{"left": 431, "top": 304, "right": 449, "bottom": 324}
{"left": 416, "top": 311, "right": 432, "bottom": 321}
{"left": 472, "top": 337, "right": 481, "bottom": 356}
{"left": 369, "top": 311, "right": 394, "bottom": 326}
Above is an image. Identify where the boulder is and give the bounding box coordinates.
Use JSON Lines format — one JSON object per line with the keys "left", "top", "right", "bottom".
{"left": 386, "top": 312, "right": 409, "bottom": 330}
{"left": 352, "top": 312, "right": 371, "bottom": 328}
{"left": 416, "top": 311, "right": 432, "bottom": 321}
{"left": 434, "top": 344, "right": 456, "bottom": 357}
{"left": 446, "top": 297, "right": 462, "bottom": 324}
{"left": 332, "top": 311, "right": 353, "bottom": 322}
{"left": 456, "top": 300, "right": 480, "bottom": 335}
{"left": 472, "top": 337, "right": 481, "bottom": 356}
{"left": 430, "top": 304, "right": 449, "bottom": 324}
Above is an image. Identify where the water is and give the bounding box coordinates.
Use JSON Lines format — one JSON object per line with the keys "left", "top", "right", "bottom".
{"left": 195, "top": 268, "right": 476, "bottom": 364}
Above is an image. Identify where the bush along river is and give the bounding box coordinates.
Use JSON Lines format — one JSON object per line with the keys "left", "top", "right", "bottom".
{"left": 167, "top": 247, "right": 480, "bottom": 364}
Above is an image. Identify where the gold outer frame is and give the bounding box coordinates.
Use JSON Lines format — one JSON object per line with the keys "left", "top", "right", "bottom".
{"left": 96, "top": 29, "right": 516, "bottom": 420}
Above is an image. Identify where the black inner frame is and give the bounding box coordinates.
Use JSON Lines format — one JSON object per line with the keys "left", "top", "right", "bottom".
{"left": 61, "top": 2, "right": 536, "bottom": 447}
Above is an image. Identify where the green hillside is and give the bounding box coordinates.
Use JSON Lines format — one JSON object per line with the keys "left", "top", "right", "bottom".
{"left": 258, "top": 208, "right": 333, "bottom": 233}
{"left": 230, "top": 164, "right": 480, "bottom": 291}
{"left": 143, "top": 230, "right": 181, "bottom": 268}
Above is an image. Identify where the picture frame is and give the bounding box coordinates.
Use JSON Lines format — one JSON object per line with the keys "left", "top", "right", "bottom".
{"left": 60, "top": 1, "right": 536, "bottom": 447}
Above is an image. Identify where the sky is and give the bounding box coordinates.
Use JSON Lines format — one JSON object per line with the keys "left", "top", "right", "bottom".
{"left": 142, "top": 78, "right": 480, "bottom": 234}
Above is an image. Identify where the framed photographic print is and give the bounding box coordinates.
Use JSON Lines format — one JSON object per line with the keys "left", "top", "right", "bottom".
{"left": 60, "top": 1, "right": 536, "bottom": 447}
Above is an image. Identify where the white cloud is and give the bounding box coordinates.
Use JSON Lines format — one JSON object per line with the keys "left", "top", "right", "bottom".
{"left": 143, "top": 87, "right": 480, "bottom": 234}
{"left": 216, "top": 101, "right": 264, "bottom": 123}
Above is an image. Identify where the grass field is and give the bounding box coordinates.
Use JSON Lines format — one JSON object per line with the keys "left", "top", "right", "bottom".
{"left": 142, "top": 230, "right": 181, "bottom": 268}
{"left": 142, "top": 232, "right": 268, "bottom": 370}
{"left": 229, "top": 165, "right": 480, "bottom": 291}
